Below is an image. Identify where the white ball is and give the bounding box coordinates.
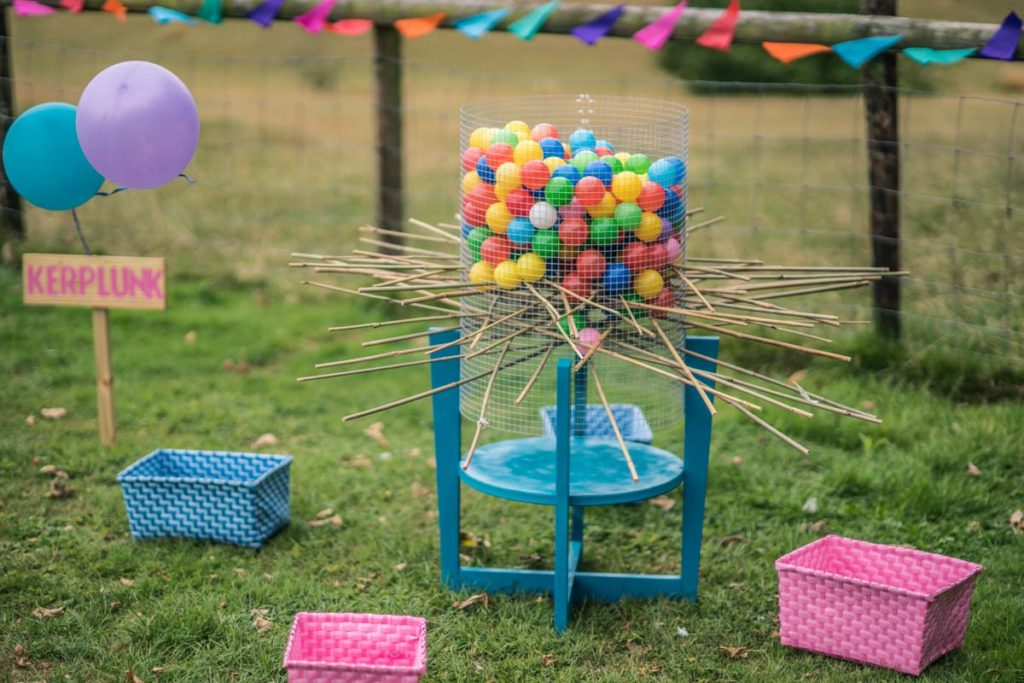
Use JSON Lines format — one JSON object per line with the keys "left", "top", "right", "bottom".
{"left": 529, "top": 201, "right": 558, "bottom": 230}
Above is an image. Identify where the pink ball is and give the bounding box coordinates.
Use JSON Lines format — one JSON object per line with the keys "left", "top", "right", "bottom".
{"left": 578, "top": 327, "right": 602, "bottom": 354}
{"left": 664, "top": 237, "right": 681, "bottom": 264}
{"left": 559, "top": 198, "right": 587, "bottom": 222}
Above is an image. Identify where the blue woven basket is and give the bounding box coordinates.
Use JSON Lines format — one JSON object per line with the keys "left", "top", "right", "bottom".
{"left": 539, "top": 404, "right": 654, "bottom": 444}
{"left": 117, "top": 448, "right": 292, "bottom": 548}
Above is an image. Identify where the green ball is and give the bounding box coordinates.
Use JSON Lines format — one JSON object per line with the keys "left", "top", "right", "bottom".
{"left": 590, "top": 217, "right": 619, "bottom": 246}
{"left": 557, "top": 312, "right": 586, "bottom": 336}
{"left": 626, "top": 153, "right": 651, "bottom": 174}
{"left": 571, "top": 150, "right": 599, "bottom": 173}
{"left": 533, "top": 230, "right": 562, "bottom": 260}
{"left": 614, "top": 202, "right": 642, "bottom": 231}
{"left": 466, "top": 227, "right": 492, "bottom": 261}
{"left": 491, "top": 129, "right": 519, "bottom": 146}
{"left": 545, "top": 176, "right": 574, "bottom": 207}
{"left": 622, "top": 293, "right": 648, "bottom": 319}
{"left": 605, "top": 156, "right": 623, "bottom": 174}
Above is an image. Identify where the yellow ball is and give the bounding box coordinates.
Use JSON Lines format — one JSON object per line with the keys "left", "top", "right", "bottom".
{"left": 468, "top": 127, "right": 493, "bottom": 151}
{"left": 635, "top": 211, "right": 662, "bottom": 242}
{"left": 494, "top": 182, "right": 517, "bottom": 201}
{"left": 544, "top": 157, "right": 566, "bottom": 173}
{"left": 469, "top": 261, "right": 495, "bottom": 285}
{"left": 517, "top": 252, "right": 546, "bottom": 282}
{"left": 486, "top": 202, "right": 512, "bottom": 233}
{"left": 635, "top": 269, "right": 664, "bottom": 300}
{"left": 613, "top": 152, "right": 631, "bottom": 165}
{"left": 494, "top": 260, "right": 521, "bottom": 289}
{"left": 505, "top": 120, "right": 531, "bottom": 137}
{"left": 462, "top": 170, "right": 481, "bottom": 194}
{"left": 611, "top": 171, "right": 642, "bottom": 202}
{"left": 513, "top": 140, "right": 543, "bottom": 166}
{"left": 495, "top": 162, "right": 521, "bottom": 188}
{"left": 587, "top": 192, "right": 617, "bottom": 219}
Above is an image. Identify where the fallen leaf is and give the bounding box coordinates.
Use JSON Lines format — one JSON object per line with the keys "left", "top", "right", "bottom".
{"left": 770, "top": 630, "right": 780, "bottom": 639}
{"left": 127, "top": 669, "right": 145, "bottom": 683}
{"left": 250, "top": 608, "right": 272, "bottom": 633}
{"left": 460, "top": 530, "right": 490, "bottom": 549}
{"left": 151, "top": 667, "right": 166, "bottom": 675}
{"left": 14, "top": 644, "right": 31, "bottom": 667}
{"left": 110, "top": 601, "right": 122, "bottom": 610}
{"left": 426, "top": 457, "right": 436, "bottom": 469}
{"left": 354, "top": 573, "right": 378, "bottom": 591}
{"left": 676, "top": 626, "right": 689, "bottom": 638}
{"left": 648, "top": 496, "right": 675, "bottom": 512}
{"left": 410, "top": 482, "right": 430, "bottom": 498}
{"left": 183, "top": 330, "right": 197, "bottom": 344}
{"left": 801, "top": 520, "right": 828, "bottom": 533}
{"left": 39, "top": 464, "right": 67, "bottom": 477}
{"left": 262, "top": 573, "right": 273, "bottom": 581}
{"left": 25, "top": 414, "right": 36, "bottom": 425}
{"left": 393, "top": 562, "right": 407, "bottom": 571}
{"left": 119, "top": 578, "right": 135, "bottom": 586}
{"left": 45, "top": 478, "right": 73, "bottom": 499}
{"left": 219, "top": 601, "right": 228, "bottom": 609}
{"left": 252, "top": 433, "right": 279, "bottom": 448}
{"left": 966, "top": 520, "right": 982, "bottom": 533}
{"left": 452, "top": 593, "right": 489, "bottom": 610}
{"left": 62, "top": 524, "right": 74, "bottom": 531}
{"left": 363, "top": 421, "right": 388, "bottom": 447}
{"left": 41, "top": 407, "right": 67, "bottom": 420}
{"left": 731, "top": 455, "right": 744, "bottom": 466}
{"left": 728, "top": 582, "right": 745, "bottom": 590}
{"left": 965, "top": 462, "right": 981, "bottom": 477}
{"left": 786, "top": 369, "right": 808, "bottom": 385}
{"left": 719, "top": 645, "right": 749, "bottom": 659}
{"left": 801, "top": 496, "right": 818, "bottom": 514}
{"left": 517, "top": 552, "right": 544, "bottom": 568}
{"left": 233, "top": 568, "right": 247, "bottom": 577}
{"left": 378, "top": 451, "right": 393, "bottom": 461}
{"left": 222, "top": 359, "right": 250, "bottom": 374}
{"left": 860, "top": 400, "right": 875, "bottom": 410}
{"left": 406, "top": 447, "right": 422, "bottom": 458}
{"left": 308, "top": 514, "right": 342, "bottom": 528}
{"left": 720, "top": 534, "right": 745, "bottom": 548}
{"left": 153, "top": 571, "right": 170, "bottom": 582}
{"left": 1010, "top": 509, "right": 1024, "bottom": 533}
{"left": 32, "top": 605, "right": 64, "bottom": 619}
{"left": 542, "top": 653, "right": 557, "bottom": 667}
{"left": 346, "top": 458, "right": 373, "bottom": 468}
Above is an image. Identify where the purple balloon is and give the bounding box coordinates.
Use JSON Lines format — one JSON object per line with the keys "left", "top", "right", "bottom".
{"left": 77, "top": 61, "right": 199, "bottom": 189}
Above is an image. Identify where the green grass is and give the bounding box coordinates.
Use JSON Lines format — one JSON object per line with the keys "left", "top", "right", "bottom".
{"left": 1, "top": 265, "right": 1022, "bottom": 682}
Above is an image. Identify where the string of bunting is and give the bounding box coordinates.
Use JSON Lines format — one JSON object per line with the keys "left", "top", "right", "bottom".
{"left": 11, "top": 1, "right": 1021, "bottom": 65}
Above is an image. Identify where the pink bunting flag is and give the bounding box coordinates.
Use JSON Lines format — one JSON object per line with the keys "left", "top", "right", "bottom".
{"left": 695, "top": 0, "right": 739, "bottom": 51}
{"left": 326, "top": 18, "right": 373, "bottom": 36}
{"left": 14, "top": 0, "right": 57, "bottom": 16}
{"left": 634, "top": 1, "right": 687, "bottom": 51}
{"left": 295, "top": 0, "right": 334, "bottom": 34}
{"left": 60, "top": 0, "right": 84, "bottom": 11}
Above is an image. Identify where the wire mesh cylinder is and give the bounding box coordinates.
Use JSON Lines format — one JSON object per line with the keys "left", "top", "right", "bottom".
{"left": 458, "top": 95, "right": 689, "bottom": 436}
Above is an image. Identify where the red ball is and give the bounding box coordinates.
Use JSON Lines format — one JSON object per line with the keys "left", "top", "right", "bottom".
{"left": 480, "top": 236, "right": 511, "bottom": 266}
{"left": 521, "top": 160, "right": 550, "bottom": 190}
{"left": 486, "top": 142, "right": 515, "bottom": 171}
{"left": 637, "top": 181, "right": 666, "bottom": 212}
{"left": 647, "top": 243, "right": 669, "bottom": 270}
{"left": 652, "top": 287, "right": 675, "bottom": 317}
{"left": 575, "top": 176, "right": 606, "bottom": 207}
{"left": 562, "top": 272, "right": 591, "bottom": 298}
{"left": 467, "top": 182, "right": 497, "bottom": 211}
{"left": 595, "top": 146, "right": 613, "bottom": 157}
{"left": 506, "top": 189, "right": 534, "bottom": 217}
{"left": 621, "top": 242, "right": 649, "bottom": 272}
{"left": 462, "top": 147, "right": 484, "bottom": 173}
{"left": 670, "top": 184, "right": 685, "bottom": 200}
{"left": 558, "top": 217, "right": 589, "bottom": 248}
{"left": 461, "top": 195, "right": 487, "bottom": 227}
{"left": 576, "top": 249, "right": 606, "bottom": 280}
{"left": 531, "top": 123, "right": 559, "bottom": 142}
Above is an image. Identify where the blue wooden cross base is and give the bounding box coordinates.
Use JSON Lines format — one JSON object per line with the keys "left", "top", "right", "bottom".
{"left": 428, "top": 329, "right": 719, "bottom": 632}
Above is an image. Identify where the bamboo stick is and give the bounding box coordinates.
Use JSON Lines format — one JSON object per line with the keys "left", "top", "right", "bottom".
{"left": 545, "top": 279, "right": 653, "bottom": 339}
{"left": 463, "top": 339, "right": 513, "bottom": 470}
{"left": 558, "top": 290, "right": 580, "bottom": 338}
{"left": 685, "top": 215, "right": 725, "bottom": 234}
{"left": 515, "top": 342, "right": 555, "bottom": 404}
{"left": 360, "top": 225, "right": 454, "bottom": 245}
{"left": 358, "top": 236, "right": 460, "bottom": 259}
{"left": 401, "top": 288, "right": 486, "bottom": 305}
{"left": 679, "top": 272, "right": 716, "bottom": 310}
{"left": 329, "top": 313, "right": 471, "bottom": 332}
{"left": 649, "top": 318, "right": 716, "bottom": 416}
{"left": 731, "top": 402, "right": 811, "bottom": 456}
{"left": 751, "top": 280, "right": 874, "bottom": 301}
{"left": 572, "top": 327, "right": 613, "bottom": 372}
{"left": 428, "top": 305, "right": 532, "bottom": 355}
{"left": 362, "top": 326, "right": 452, "bottom": 348}
{"left": 590, "top": 365, "right": 640, "bottom": 483}
{"left": 408, "top": 217, "right": 462, "bottom": 242}
{"left": 302, "top": 280, "right": 453, "bottom": 314}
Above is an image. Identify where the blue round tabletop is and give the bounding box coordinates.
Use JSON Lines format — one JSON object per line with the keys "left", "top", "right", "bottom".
{"left": 459, "top": 437, "right": 684, "bottom": 506}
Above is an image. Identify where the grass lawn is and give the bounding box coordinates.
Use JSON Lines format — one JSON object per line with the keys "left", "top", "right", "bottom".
{"left": 1, "top": 264, "right": 1022, "bottom": 682}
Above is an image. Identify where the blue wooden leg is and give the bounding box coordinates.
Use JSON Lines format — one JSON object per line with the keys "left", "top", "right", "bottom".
{"left": 680, "top": 335, "right": 719, "bottom": 601}
{"left": 554, "top": 359, "right": 573, "bottom": 632}
{"left": 429, "top": 328, "right": 463, "bottom": 589}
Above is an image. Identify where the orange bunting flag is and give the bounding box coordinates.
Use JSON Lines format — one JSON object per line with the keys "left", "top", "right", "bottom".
{"left": 102, "top": 0, "right": 128, "bottom": 23}
{"left": 395, "top": 12, "right": 445, "bottom": 39}
{"left": 326, "top": 18, "right": 373, "bottom": 36}
{"left": 762, "top": 41, "right": 831, "bottom": 64}
{"left": 60, "top": 0, "right": 85, "bottom": 11}
{"left": 696, "top": 0, "right": 740, "bottom": 51}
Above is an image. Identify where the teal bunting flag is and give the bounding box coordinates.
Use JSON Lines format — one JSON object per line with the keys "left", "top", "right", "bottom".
{"left": 454, "top": 8, "right": 510, "bottom": 39}
{"left": 903, "top": 47, "right": 976, "bottom": 65}
{"left": 508, "top": 1, "right": 561, "bottom": 40}
{"left": 149, "top": 6, "right": 197, "bottom": 24}
{"left": 198, "top": 0, "right": 222, "bottom": 23}
{"left": 831, "top": 34, "right": 902, "bottom": 68}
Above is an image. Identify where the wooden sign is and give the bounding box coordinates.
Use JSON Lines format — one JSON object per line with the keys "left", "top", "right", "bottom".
{"left": 22, "top": 253, "right": 168, "bottom": 446}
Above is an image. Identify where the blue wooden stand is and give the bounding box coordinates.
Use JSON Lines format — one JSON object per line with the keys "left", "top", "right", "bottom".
{"left": 428, "top": 329, "right": 719, "bottom": 632}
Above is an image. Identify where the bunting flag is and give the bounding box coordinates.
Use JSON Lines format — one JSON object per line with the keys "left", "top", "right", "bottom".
{"left": 508, "top": 0, "right": 560, "bottom": 41}
{"left": 101, "top": 0, "right": 128, "bottom": 23}
{"left": 60, "top": 0, "right": 84, "bottom": 12}
{"left": 903, "top": 47, "right": 976, "bottom": 65}
{"left": 395, "top": 12, "right": 445, "bottom": 39}
{"left": 13, "top": 0, "right": 56, "bottom": 16}
{"left": 295, "top": 0, "right": 334, "bottom": 34}
{"left": 248, "top": 0, "right": 285, "bottom": 28}
{"left": 149, "top": 6, "right": 197, "bottom": 24}
{"left": 979, "top": 11, "right": 1021, "bottom": 60}
{"left": 634, "top": 1, "right": 686, "bottom": 51}
{"left": 454, "top": 8, "right": 510, "bottom": 40}
{"left": 326, "top": 18, "right": 373, "bottom": 36}
{"left": 695, "top": 0, "right": 740, "bottom": 51}
{"left": 571, "top": 4, "right": 624, "bottom": 46}
{"left": 198, "top": 0, "right": 222, "bottom": 24}
{"left": 831, "top": 34, "right": 901, "bottom": 68}
{"left": 762, "top": 41, "right": 831, "bottom": 64}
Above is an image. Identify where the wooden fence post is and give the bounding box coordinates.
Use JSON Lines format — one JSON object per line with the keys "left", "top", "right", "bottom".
{"left": 861, "top": 0, "right": 901, "bottom": 339}
{"left": 0, "top": 7, "right": 24, "bottom": 240}
{"left": 374, "top": 23, "right": 403, "bottom": 252}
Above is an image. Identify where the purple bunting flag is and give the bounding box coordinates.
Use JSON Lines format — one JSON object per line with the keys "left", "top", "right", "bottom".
{"left": 571, "top": 4, "right": 625, "bottom": 46}
{"left": 979, "top": 11, "right": 1021, "bottom": 61}
{"left": 248, "top": 0, "right": 285, "bottom": 28}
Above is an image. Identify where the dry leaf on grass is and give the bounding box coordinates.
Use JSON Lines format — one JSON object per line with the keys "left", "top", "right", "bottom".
{"left": 966, "top": 520, "right": 982, "bottom": 533}
{"left": 151, "top": 666, "right": 166, "bottom": 675}
{"left": 252, "top": 433, "right": 279, "bottom": 449}
{"left": 308, "top": 514, "right": 342, "bottom": 528}
{"left": 127, "top": 669, "right": 145, "bottom": 683}
{"left": 183, "top": 330, "right": 197, "bottom": 344}
{"left": 676, "top": 627, "right": 689, "bottom": 638}
{"left": 378, "top": 451, "right": 393, "bottom": 461}
{"left": 648, "top": 496, "right": 675, "bottom": 512}
{"left": 363, "top": 421, "right": 388, "bottom": 447}
{"left": 801, "top": 520, "right": 827, "bottom": 533}
{"left": 410, "top": 482, "right": 430, "bottom": 498}
{"left": 41, "top": 407, "right": 67, "bottom": 420}
{"left": 452, "top": 593, "right": 489, "bottom": 610}
{"left": 233, "top": 567, "right": 247, "bottom": 577}
{"left": 32, "top": 605, "right": 64, "bottom": 619}
{"left": 801, "top": 497, "right": 818, "bottom": 514}
{"left": 730, "top": 455, "right": 745, "bottom": 466}
{"left": 119, "top": 578, "right": 134, "bottom": 586}
{"left": 45, "top": 478, "right": 73, "bottom": 499}
{"left": 39, "top": 465, "right": 68, "bottom": 478}
{"left": 406, "top": 447, "right": 422, "bottom": 458}
{"left": 542, "top": 654, "right": 557, "bottom": 667}
{"left": 345, "top": 458, "right": 373, "bottom": 468}
{"left": 459, "top": 530, "right": 490, "bottom": 549}
{"left": 262, "top": 573, "right": 273, "bottom": 581}
{"left": 393, "top": 562, "right": 407, "bottom": 572}
{"left": 250, "top": 608, "right": 272, "bottom": 633}
{"left": 110, "top": 601, "right": 122, "bottom": 610}
{"left": 1010, "top": 509, "right": 1024, "bottom": 533}
{"left": 222, "top": 359, "right": 250, "bottom": 374}
{"left": 719, "top": 645, "right": 749, "bottom": 659}
{"left": 14, "top": 644, "right": 31, "bottom": 667}
{"left": 720, "top": 535, "right": 745, "bottom": 548}
{"left": 25, "top": 414, "right": 36, "bottom": 425}
{"left": 965, "top": 462, "right": 982, "bottom": 477}
{"left": 786, "top": 369, "right": 808, "bottom": 385}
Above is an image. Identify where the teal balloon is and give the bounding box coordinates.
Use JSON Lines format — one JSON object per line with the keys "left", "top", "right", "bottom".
{"left": 2, "top": 102, "right": 103, "bottom": 211}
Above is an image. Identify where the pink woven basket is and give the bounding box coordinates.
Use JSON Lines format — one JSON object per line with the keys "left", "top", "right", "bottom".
{"left": 776, "top": 535, "right": 983, "bottom": 676}
{"left": 283, "top": 612, "right": 427, "bottom": 683}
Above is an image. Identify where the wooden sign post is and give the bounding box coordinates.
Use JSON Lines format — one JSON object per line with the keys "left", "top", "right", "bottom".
{"left": 22, "top": 253, "right": 167, "bottom": 446}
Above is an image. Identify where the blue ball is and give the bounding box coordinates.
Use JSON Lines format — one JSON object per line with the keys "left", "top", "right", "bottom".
{"left": 475, "top": 154, "right": 496, "bottom": 184}
{"left": 551, "top": 164, "right": 581, "bottom": 185}
{"left": 539, "top": 136, "right": 565, "bottom": 159}
{"left": 665, "top": 155, "right": 687, "bottom": 185}
{"left": 530, "top": 188, "right": 546, "bottom": 201}
{"left": 603, "top": 262, "right": 632, "bottom": 295}
{"left": 647, "top": 158, "right": 675, "bottom": 188}
{"left": 595, "top": 139, "right": 615, "bottom": 153}
{"left": 568, "top": 128, "right": 596, "bottom": 153}
{"left": 462, "top": 222, "right": 474, "bottom": 238}
{"left": 507, "top": 217, "right": 536, "bottom": 246}
{"left": 657, "top": 188, "right": 684, "bottom": 223}
{"left": 582, "top": 161, "right": 613, "bottom": 187}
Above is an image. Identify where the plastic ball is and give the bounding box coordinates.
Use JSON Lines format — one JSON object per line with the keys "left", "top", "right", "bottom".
{"left": 462, "top": 147, "right": 484, "bottom": 173}
{"left": 577, "top": 327, "right": 602, "bottom": 353}
{"left": 663, "top": 237, "right": 682, "bottom": 264}
{"left": 468, "top": 127, "right": 493, "bottom": 151}
{"left": 648, "top": 156, "right": 685, "bottom": 187}
{"left": 604, "top": 156, "right": 623, "bottom": 174}
{"left": 529, "top": 201, "right": 558, "bottom": 229}
{"left": 507, "top": 217, "right": 535, "bottom": 246}
{"left": 574, "top": 176, "right": 606, "bottom": 207}
{"left": 520, "top": 159, "right": 550, "bottom": 190}
{"left": 552, "top": 164, "right": 582, "bottom": 185}
{"left": 587, "top": 192, "right": 617, "bottom": 219}
{"left": 570, "top": 149, "right": 600, "bottom": 173}
{"left": 513, "top": 139, "right": 543, "bottom": 166}
{"left": 481, "top": 235, "right": 511, "bottom": 265}
{"left": 475, "top": 154, "right": 496, "bottom": 184}
{"left": 505, "top": 120, "right": 531, "bottom": 136}
{"left": 576, "top": 249, "right": 606, "bottom": 280}
{"left": 532, "top": 123, "right": 559, "bottom": 142}
{"left": 590, "top": 217, "right": 619, "bottom": 246}
{"left": 467, "top": 182, "right": 497, "bottom": 210}
{"left": 539, "top": 136, "right": 565, "bottom": 159}
{"left": 613, "top": 202, "right": 643, "bottom": 231}
{"left": 467, "top": 227, "right": 492, "bottom": 261}
{"left": 502, "top": 188, "right": 531, "bottom": 217}
{"left": 613, "top": 152, "right": 631, "bottom": 165}
{"left": 635, "top": 269, "right": 664, "bottom": 300}
{"left": 637, "top": 181, "right": 666, "bottom": 212}
{"left": 544, "top": 177, "right": 575, "bottom": 206}
{"left": 595, "top": 147, "right": 613, "bottom": 157}
{"left": 666, "top": 156, "right": 686, "bottom": 184}
{"left": 556, "top": 312, "right": 585, "bottom": 336}
{"left": 491, "top": 129, "right": 520, "bottom": 147}
{"left": 647, "top": 242, "right": 669, "bottom": 270}
{"left": 559, "top": 198, "right": 587, "bottom": 222}
{"left": 611, "top": 171, "right": 642, "bottom": 202}
{"left": 533, "top": 230, "right": 561, "bottom": 260}
{"left": 562, "top": 272, "right": 591, "bottom": 298}
{"left": 495, "top": 161, "right": 521, "bottom": 187}
{"left": 543, "top": 157, "right": 566, "bottom": 173}
{"left": 462, "top": 195, "right": 487, "bottom": 227}
{"left": 636, "top": 211, "right": 662, "bottom": 242}
{"left": 469, "top": 261, "right": 495, "bottom": 284}
{"left": 530, "top": 188, "right": 546, "bottom": 201}
{"left": 603, "top": 262, "right": 632, "bottom": 295}
{"left": 493, "top": 260, "right": 521, "bottom": 289}
{"left": 559, "top": 217, "right": 589, "bottom": 247}
{"left": 486, "top": 142, "right": 515, "bottom": 170}
{"left": 582, "top": 160, "right": 613, "bottom": 187}
{"left": 657, "top": 187, "right": 684, "bottom": 223}
{"left": 494, "top": 182, "right": 516, "bottom": 201}
{"left": 658, "top": 216, "right": 674, "bottom": 241}
{"left": 517, "top": 252, "right": 546, "bottom": 282}
{"left": 485, "top": 202, "right": 512, "bottom": 233}
{"left": 462, "top": 170, "right": 482, "bottom": 194}
{"left": 625, "top": 153, "right": 651, "bottom": 175}
{"left": 568, "top": 128, "right": 596, "bottom": 152}
{"left": 621, "top": 242, "right": 649, "bottom": 272}
{"left": 652, "top": 287, "right": 675, "bottom": 317}
{"left": 462, "top": 222, "right": 474, "bottom": 238}
{"left": 595, "top": 139, "right": 615, "bottom": 153}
